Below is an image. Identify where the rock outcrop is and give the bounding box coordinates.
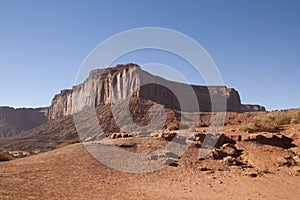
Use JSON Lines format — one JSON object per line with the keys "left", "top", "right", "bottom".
{"left": 0, "top": 107, "right": 48, "bottom": 137}
{"left": 48, "top": 63, "right": 265, "bottom": 120}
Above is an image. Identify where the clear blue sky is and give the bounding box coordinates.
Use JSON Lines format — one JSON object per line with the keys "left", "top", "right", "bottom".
{"left": 0, "top": 0, "right": 299, "bottom": 111}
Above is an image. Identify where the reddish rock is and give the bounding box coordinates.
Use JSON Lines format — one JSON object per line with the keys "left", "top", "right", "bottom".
{"left": 228, "top": 135, "right": 242, "bottom": 142}
{"left": 221, "top": 143, "right": 238, "bottom": 156}
{"left": 242, "top": 133, "right": 295, "bottom": 149}
{"left": 0, "top": 107, "right": 48, "bottom": 137}
{"left": 157, "top": 132, "right": 176, "bottom": 141}
{"left": 48, "top": 64, "right": 265, "bottom": 120}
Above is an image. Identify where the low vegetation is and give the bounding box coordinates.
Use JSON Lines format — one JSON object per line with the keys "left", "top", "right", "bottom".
{"left": 240, "top": 109, "right": 300, "bottom": 133}
{"left": 0, "top": 152, "right": 13, "bottom": 162}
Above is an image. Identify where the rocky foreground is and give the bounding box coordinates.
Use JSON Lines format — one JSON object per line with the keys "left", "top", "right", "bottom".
{"left": 1, "top": 122, "right": 299, "bottom": 199}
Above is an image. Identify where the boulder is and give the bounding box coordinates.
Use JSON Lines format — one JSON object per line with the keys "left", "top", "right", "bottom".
{"left": 194, "top": 133, "right": 235, "bottom": 147}
{"left": 157, "top": 132, "right": 176, "bottom": 141}
{"left": 221, "top": 143, "right": 238, "bottom": 156}
{"left": 206, "top": 148, "right": 226, "bottom": 160}
{"left": 277, "top": 155, "right": 300, "bottom": 167}
{"left": 206, "top": 143, "right": 238, "bottom": 160}
{"left": 243, "top": 133, "right": 295, "bottom": 149}
{"left": 228, "top": 135, "right": 242, "bottom": 142}
{"left": 121, "top": 133, "right": 129, "bottom": 138}
{"left": 290, "top": 147, "right": 300, "bottom": 157}
{"left": 109, "top": 133, "right": 117, "bottom": 139}
{"left": 222, "top": 156, "right": 238, "bottom": 166}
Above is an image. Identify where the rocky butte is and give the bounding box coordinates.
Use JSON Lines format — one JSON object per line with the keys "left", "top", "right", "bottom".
{"left": 48, "top": 63, "right": 265, "bottom": 121}
{"left": 0, "top": 107, "right": 48, "bottom": 137}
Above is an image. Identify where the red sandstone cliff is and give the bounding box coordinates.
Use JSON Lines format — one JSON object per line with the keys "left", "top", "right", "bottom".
{"left": 48, "top": 64, "right": 265, "bottom": 120}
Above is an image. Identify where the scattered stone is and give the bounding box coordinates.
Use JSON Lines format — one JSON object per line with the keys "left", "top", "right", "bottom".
{"left": 206, "top": 170, "right": 215, "bottom": 175}
{"left": 249, "top": 134, "right": 258, "bottom": 140}
{"left": 121, "top": 133, "right": 129, "bottom": 138}
{"left": 222, "top": 156, "right": 238, "bottom": 166}
{"left": 293, "top": 156, "right": 300, "bottom": 163}
{"left": 293, "top": 167, "right": 300, "bottom": 176}
{"left": 221, "top": 143, "right": 238, "bottom": 156}
{"left": 32, "top": 149, "right": 41, "bottom": 154}
{"left": 206, "top": 144, "right": 238, "bottom": 160}
{"left": 290, "top": 147, "right": 300, "bottom": 157}
{"left": 242, "top": 133, "right": 295, "bottom": 149}
{"left": 193, "top": 133, "right": 205, "bottom": 142}
{"left": 228, "top": 135, "right": 242, "bottom": 142}
{"left": 212, "top": 133, "right": 235, "bottom": 147}
{"left": 108, "top": 132, "right": 133, "bottom": 139}
{"left": 206, "top": 148, "right": 226, "bottom": 160}
{"left": 200, "top": 166, "right": 211, "bottom": 171}
{"left": 248, "top": 173, "right": 258, "bottom": 178}
{"left": 157, "top": 132, "right": 177, "bottom": 141}
{"left": 109, "top": 133, "right": 117, "bottom": 139}
{"left": 8, "top": 150, "right": 31, "bottom": 158}
{"left": 193, "top": 133, "right": 235, "bottom": 146}
{"left": 277, "top": 155, "right": 299, "bottom": 167}
{"left": 241, "top": 135, "right": 250, "bottom": 141}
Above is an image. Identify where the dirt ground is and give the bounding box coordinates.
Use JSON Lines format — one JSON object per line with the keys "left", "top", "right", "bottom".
{"left": 1, "top": 136, "right": 300, "bottom": 200}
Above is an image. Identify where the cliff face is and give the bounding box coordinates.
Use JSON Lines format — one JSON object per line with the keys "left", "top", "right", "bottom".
{"left": 48, "top": 90, "right": 73, "bottom": 121}
{"left": 49, "top": 64, "right": 141, "bottom": 120}
{"left": 0, "top": 107, "right": 48, "bottom": 137}
{"left": 48, "top": 63, "right": 265, "bottom": 120}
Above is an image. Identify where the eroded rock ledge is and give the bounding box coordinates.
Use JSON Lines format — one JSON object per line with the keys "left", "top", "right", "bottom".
{"left": 48, "top": 63, "right": 265, "bottom": 120}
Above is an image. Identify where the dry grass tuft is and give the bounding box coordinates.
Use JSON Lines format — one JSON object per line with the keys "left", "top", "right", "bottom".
{"left": 240, "top": 109, "right": 300, "bottom": 133}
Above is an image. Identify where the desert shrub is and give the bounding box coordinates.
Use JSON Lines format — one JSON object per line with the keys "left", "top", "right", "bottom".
{"left": 240, "top": 115, "right": 279, "bottom": 133}
{"left": 273, "top": 112, "right": 292, "bottom": 125}
{"left": 273, "top": 109, "right": 300, "bottom": 125}
{"left": 291, "top": 110, "right": 300, "bottom": 124}
{"left": 0, "top": 152, "right": 13, "bottom": 162}
{"left": 240, "top": 109, "right": 300, "bottom": 132}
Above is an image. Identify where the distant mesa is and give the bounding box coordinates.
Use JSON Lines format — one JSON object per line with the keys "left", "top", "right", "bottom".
{"left": 0, "top": 106, "right": 48, "bottom": 137}
{"left": 48, "top": 63, "right": 265, "bottom": 120}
